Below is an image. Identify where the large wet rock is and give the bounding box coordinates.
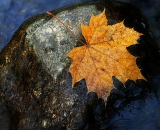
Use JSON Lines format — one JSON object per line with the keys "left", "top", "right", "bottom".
{"left": 0, "top": 1, "right": 160, "bottom": 130}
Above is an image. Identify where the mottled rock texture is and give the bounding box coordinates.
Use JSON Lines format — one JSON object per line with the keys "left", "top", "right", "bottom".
{"left": 0, "top": 1, "right": 160, "bottom": 130}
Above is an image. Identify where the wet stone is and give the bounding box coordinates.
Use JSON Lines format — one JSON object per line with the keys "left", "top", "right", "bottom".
{"left": 0, "top": 1, "right": 160, "bottom": 130}
{"left": 26, "top": 5, "right": 101, "bottom": 80}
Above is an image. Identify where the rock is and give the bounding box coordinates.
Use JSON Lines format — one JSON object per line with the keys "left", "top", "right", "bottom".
{"left": 0, "top": 1, "right": 160, "bottom": 130}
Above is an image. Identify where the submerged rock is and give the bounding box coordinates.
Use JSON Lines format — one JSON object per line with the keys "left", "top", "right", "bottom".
{"left": 0, "top": 1, "right": 160, "bottom": 130}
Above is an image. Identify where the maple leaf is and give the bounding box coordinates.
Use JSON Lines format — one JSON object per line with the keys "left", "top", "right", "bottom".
{"left": 67, "top": 9, "right": 145, "bottom": 101}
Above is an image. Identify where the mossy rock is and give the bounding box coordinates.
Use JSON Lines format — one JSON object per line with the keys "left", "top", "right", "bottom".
{"left": 0, "top": 1, "right": 160, "bottom": 130}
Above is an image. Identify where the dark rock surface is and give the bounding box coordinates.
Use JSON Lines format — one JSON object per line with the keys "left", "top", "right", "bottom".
{"left": 0, "top": 1, "right": 160, "bottom": 130}
{"left": 112, "top": 0, "right": 160, "bottom": 48}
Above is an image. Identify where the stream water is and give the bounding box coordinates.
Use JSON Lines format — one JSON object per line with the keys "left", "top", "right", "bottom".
{"left": 0, "top": 0, "right": 97, "bottom": 51}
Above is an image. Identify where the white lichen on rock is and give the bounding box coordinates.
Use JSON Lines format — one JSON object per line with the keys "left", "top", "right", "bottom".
{"left": 26, "top": 5, "right": 101, "bottom": 80}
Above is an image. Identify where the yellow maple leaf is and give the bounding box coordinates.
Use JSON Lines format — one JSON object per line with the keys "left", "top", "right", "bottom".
{"left": 67, "top": 9, "right": 145, "bottom": 101}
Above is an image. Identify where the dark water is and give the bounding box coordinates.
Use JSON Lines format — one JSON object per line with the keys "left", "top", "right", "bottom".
{"left": 0, "top": 0, "right": 160, "bottom": 51}
{"left": 0, "top": 1, "right": 160, "bottom": 129}
{"left": 0, "top": 0, "right": 97, "bottom": 51}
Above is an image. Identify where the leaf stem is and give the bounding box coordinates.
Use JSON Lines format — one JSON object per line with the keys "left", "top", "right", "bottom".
{"left": 47, "top": 11, "right": 86, "bottom": 45}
